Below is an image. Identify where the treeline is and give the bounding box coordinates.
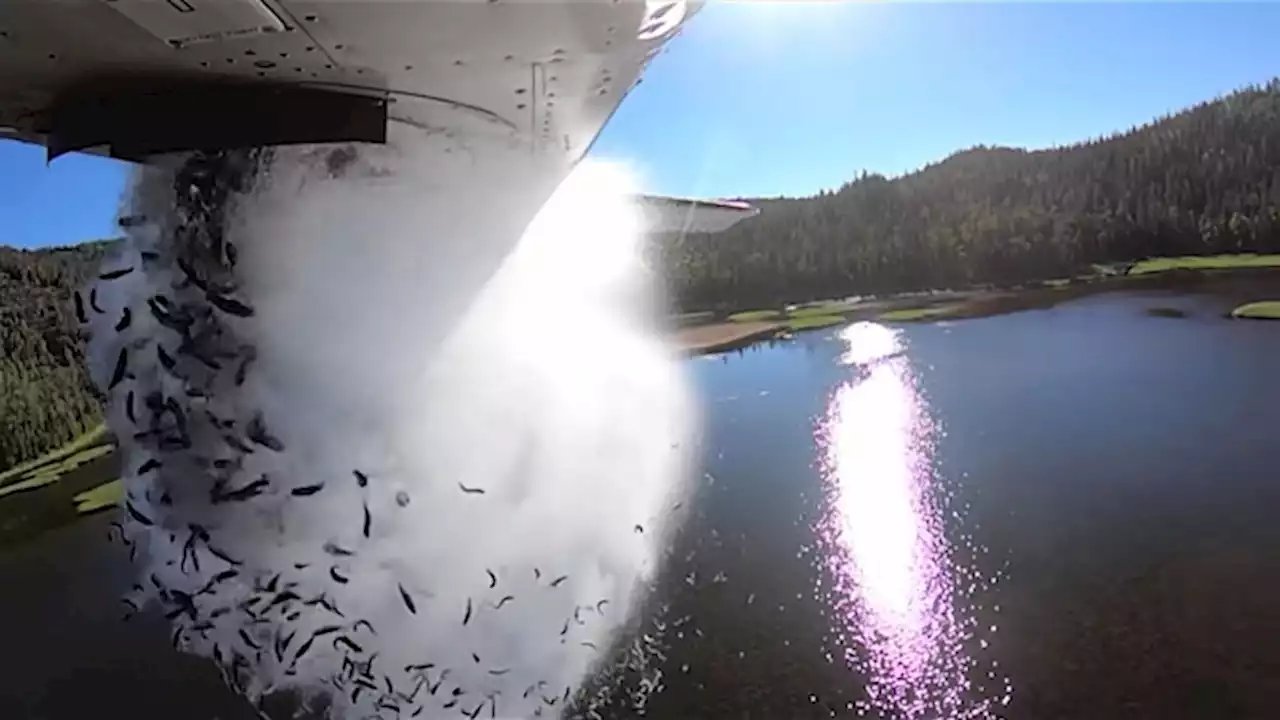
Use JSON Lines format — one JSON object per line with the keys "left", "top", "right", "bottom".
{"left": 660, "top": 78, "right": 1280, "bottom": 310}
{"left": 0, "top": 241, "right": 114, "bottom": 469}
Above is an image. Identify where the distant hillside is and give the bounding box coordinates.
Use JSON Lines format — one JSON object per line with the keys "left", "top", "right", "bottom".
{"left": 0, "top": 240, "right": 117, "bottom": 469}
{"left": 662, "top": 78, "right": 1280, "bottom": 309}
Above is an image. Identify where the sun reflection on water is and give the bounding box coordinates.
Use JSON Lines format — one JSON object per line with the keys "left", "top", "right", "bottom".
{"left": 815, "top": 322, "right": 1008, "bottom": 719}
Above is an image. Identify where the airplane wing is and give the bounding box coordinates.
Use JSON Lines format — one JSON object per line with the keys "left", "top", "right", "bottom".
{"left": 0, "top": 0, "right": 756, "bottom": 232}
{"left": 634, "top": 194, "right": 760, "bottom": 234}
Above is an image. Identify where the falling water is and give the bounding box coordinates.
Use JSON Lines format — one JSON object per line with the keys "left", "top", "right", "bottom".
{"left": 83, "top": 124, "right": 698, "bottom": 719}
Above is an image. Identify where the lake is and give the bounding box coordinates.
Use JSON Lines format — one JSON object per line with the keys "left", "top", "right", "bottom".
{"left": 4, "top": 288, "right": 1280, "bottom": 719}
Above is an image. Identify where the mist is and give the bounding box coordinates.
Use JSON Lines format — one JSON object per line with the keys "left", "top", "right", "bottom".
{"left": 85, "top": 125, "right": 698, "bottom": 719}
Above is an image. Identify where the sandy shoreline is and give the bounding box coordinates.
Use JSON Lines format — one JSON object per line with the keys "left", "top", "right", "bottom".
{"left": 672, "top": 320, "right": 787, "bottom": 355}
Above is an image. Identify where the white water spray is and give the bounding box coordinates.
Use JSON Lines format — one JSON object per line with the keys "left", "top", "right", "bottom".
{"left": 86, "top": 125, "right": 697, "bottom": 718}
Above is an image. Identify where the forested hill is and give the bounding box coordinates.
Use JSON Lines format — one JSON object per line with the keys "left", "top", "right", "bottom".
{"left": 0, "top": 240, "right": 115, "bottom": 469}
{"left": 662, "top": 78, "right": 1280, "bottom": 310}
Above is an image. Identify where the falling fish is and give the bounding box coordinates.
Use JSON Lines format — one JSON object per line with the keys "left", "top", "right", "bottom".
{"left": 290, "top": 482, "right": 324, "bottom": 497}
{"left": 108, "top": 348, "right": 128, "bottom": 389}
{"left": 99, "top": 267, "right": 135, "bottom": 280}
{"left": 206, "top": 290, "right": 254, "bottom": 317}
{"left": 398, "top": 583, "right": 417, "bottom": 614}
{"left": 73, "top": 291, "right": 87, "bottom": 324}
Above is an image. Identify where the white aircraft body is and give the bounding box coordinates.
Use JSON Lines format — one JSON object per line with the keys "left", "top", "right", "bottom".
{"left": 0, "top": 0, "right": 758, "bottom": 233}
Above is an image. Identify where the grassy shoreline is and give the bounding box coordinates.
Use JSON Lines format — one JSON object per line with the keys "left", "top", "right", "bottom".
{"left": 673, "top": 255, "right": 1280, "bottom": 355}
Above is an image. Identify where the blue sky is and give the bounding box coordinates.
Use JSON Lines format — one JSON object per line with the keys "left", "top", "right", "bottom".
{"left": 5, "top": 1, "right": 1280, "bottom": 248}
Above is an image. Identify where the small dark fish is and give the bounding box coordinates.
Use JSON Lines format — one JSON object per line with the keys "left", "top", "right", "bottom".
{"left": 100, "top": 267, "right": 134, "bottom": 280}
{"left": 109, "top": 348, "right": 128, "bottom": 389}
{"left": 89, "top": 287, "right": 104, "bottom": 313}
{"left": 634, "top": 524, "right": 644, "bottom": 534}
{"left": 125, "top": 501, "right": 154, "bottom": 526}
{"left": 463, "top": 597, "right": 472, "bottom": 626}
{"left": 234, "top": 352, "right": 254, "bottom": 387}
{"left": 442, "top": 699, "right": 458, "bottom": 710}
{"left": 137, "top": 458, "right": 161, "bottom": 475}
{"left": 405, "top": 663, "right": 435, "bottom": 672}
{"left": 238, "top": 629, "right": 262, "bottom": 651}
{"left": 206, "top": 544, "right": 242, "bottom": 566}
{"left": 125, "top": 390, "right": 137, "bottom": 424}
{"left": 313, "top": 596, "right": 344, "bottom": 617}
{"left": 486, "top": 569, "right": 497, "bottom": 588}
{"left": 493, "top": 595, "right": 514, "bottom": 609}
{"left": 467, "top": 703, "right": 483, "bottom": 719}
{"left": 560, "top": 620, "right": 569, "bottom": 637}
{"left": 395, "top": 490, "right": 410, "bottom": 507}
{"left": 73, "top": 291, "right": 87, "bottom": 324}
{"left": 312, "top": 624, "right": 343, "bottom": 638}
{"left": 286, "top": 610, "right": 301, "bottom": 622}
{"left": 157, "top": 344, "right": 176, "bottom": 372}
{"left": 171, "top": 625, "right": 184, "bottom": 649}
{"left": 580, "top": 641, "right": 597, "bottom": 650}
{"left": 175, "top": 257, "right": 208, "bottom": 292}
{"left": 471, "top": 652, "right": 481, "bottom": 664}
{"left": 333, "top": 635, "right": 363, "bottom": 654}
{"left": 550, "top": 575, "right": 568, "bottom": 588}
{"left": 362, "top": 502, "right": 371, "bottom": 538}
{"left": 488, "top": 668, "right": 510, "bottom": 676}
{"left": 213, "top": 476, "right": 269, "bottom": 503}
{"left": 457, "top": 482, "right": 485, "bottom": 495}
{"left": 564, "top": 685, "right": 571, "bottom": 702}
{"left": 533, "top": 568, "right": 541, "bottom": 580}
{"left": 293, "top": 562, "right": 309, "bottom": 570}
{"left": 268, "top": 591, "right": 301, "bottom": 608}
{"left": 353, "top": 678, "right": 377, "bottom": 692}
{"left": 398, "top": 583, "right": 417, "bottom": 614}
{"left": 323, "top": 541, "right": 355, "bottom": 557}
{"left": 246, "top": 413, "right": 284, "bottom": 452}
{"left": 206, "top": 291, "right": 254, "bottom": 318}
{"left": 595, "top": 599, "right": 609, "bottom": 613}
{"left": 329, "top": 566, "right": 349, "bottom": 584}
{"left": 352, "top": 618, "right": 377, "bottom": 636}
{"left": 114, "top": 307, "right": 132, "bottom": 332}
{"left": 290, "top": 482, "right": 324, "bottom": 497}
{"left": 292, "top": 635, "right": 316, "bottom": 662}
{"left": 353, "top": 470, "right": 369, "bottom": 487}
{"left": 265, "top": 573, "right": 281, "bottom": 593}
